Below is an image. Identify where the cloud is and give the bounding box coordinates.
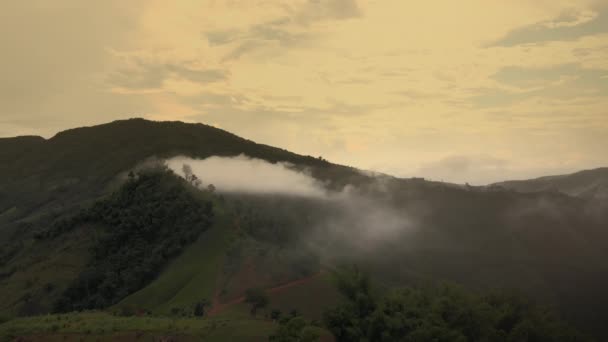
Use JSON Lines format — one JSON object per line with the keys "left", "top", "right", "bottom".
{"left": 206, "top": 18, "right": 317, "bottom": 55}
{"left": 221, "top": 40, "right": 281, "bottom": 62}
{"left": 393, "top": 90, "right": 443, "bottom": 100}
{"left": 292, "top": 0, "right": 362, "bottom": 24}
{"left": 167, "top": 155, "right": 327, "bottom": 197}
{"left": 182, "top": 92, "right": 379, "bottom": 123}
{"left": 204, "top": 0, "right": 361, "bottom": 61}
{"left": 471, "top": 64, "right": 608, "bottom": 107}
{"left": 206, "top": 28, "right": 242, "bottom": 46}
{"left": 107, "top": 57, "right": 229, "bottom": 90}
{"left": 416, "top": 155, "right": 511, "bottom": 185}
{"left": 491, "top": 63, "right": 580, "bottom": 88}
{"left": 487, "top": 5, "right": 608, "bottom": 47}
{"left": 217, "top": 32, "right": 316, "bottom": 62}
{"left": 165, "top": 154, "right": 415, "bottom": 253}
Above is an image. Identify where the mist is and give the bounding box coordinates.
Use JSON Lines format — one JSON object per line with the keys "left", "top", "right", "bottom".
{"left": 167, "top": 155, "right": 327, "bottom": 198}
{"left": 165, "top": 155, "right": 416, "bottom": 254}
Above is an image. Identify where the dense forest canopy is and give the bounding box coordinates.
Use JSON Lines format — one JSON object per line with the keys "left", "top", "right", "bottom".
{"left": 323, "top": 267, "right": 591, "bottom": 342}
{"left": 52, "top": 168, "right": 214, "bottom": 312}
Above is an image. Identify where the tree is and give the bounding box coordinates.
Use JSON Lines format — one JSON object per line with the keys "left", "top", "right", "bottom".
{"left": 244, "top": 288, "right": 268, "bottom": 316}
{"left": 194, "top": 300, "right": 208, "bottom": 317}
{"left": 191, "top": 174, "right": 202, "bottom": 187}
{"left": 289, "top": 309, "right": 300, "bottom": 319}
{"left": 269, "top": 316, "right": 321, "bottom": 342}
{"left": 182, "top": 164, "right": 193, "bottom": 182}
{"left": 271, "top": 309, "right": 282, "bottom": 321}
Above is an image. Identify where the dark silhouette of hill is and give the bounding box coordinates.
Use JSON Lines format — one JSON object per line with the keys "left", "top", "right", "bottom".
{"left": 0, "top": 118, "right": 362, "bottom": 187}
{"left": 493, "top": 168, "right": 608, "bottom": 200}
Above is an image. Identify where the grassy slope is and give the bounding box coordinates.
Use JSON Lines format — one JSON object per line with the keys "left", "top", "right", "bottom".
{"left": 0, "top": 199, "right": 337, "bottom": 341}
{"left": 265, "top": 272, "right": 340, "bottom": 320}
{"left": 115, "top": 203, "right": 233, "bottom": 315}
{"left": 117, "top": 203, "right": 341, "bottom": 320}
{"left": 215, "top": 272, "right": 342, "bottom": 321}
{"left": 0, "top": 312, "right": 275, "bottom": 342}
{"left": 0, "top": 226, "right": 94, "bottom": 316}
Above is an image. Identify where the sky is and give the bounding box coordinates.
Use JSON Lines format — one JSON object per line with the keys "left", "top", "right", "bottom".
{"left": 1, "top": 0, "right": 607, "bottom": 184}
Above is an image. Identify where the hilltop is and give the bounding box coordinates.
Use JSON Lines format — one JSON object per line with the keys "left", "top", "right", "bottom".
{"left": 0, "top": 118, "right": 367, "bottom": 242}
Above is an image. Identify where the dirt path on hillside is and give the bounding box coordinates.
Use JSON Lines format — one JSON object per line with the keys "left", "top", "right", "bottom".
{"left": 206, "top": 271, "right": 325, "bottom": 317}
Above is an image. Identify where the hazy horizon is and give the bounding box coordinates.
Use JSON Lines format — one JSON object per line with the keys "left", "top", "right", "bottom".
{"left": 2, "top": 0, "right": 607, "bottom": 184}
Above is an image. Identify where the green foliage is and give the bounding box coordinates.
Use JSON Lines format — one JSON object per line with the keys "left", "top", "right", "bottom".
{"left": 0, "top": 311, "right": 277, "bottom": 341}
{"left": 194, "top": 300, "right": 209, "bottom": 317}
{"left": 324, "top": 268, "right": 591, "bottom": 342}
{"left": 269, "top": 316, "right": 321, "bottom": 342}
{"left": 114, "top": 216, "right": 231, "bottom": 315}
{"left": 245, "top": 288, "right": 269, "bottom": 316}
{"left": 0, "top": 313, "right": 12, "bottom": 325}
{"left": 271, "top": 309, "right": 282, "bottom": 321}
{"left": 53, "top": 168, "right": 214, "bottom": 312}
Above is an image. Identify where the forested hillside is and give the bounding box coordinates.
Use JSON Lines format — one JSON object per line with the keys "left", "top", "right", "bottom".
{"left": 0, "top": 118, "right": 365, "bottom": 247}
{"left": 321, "top": 267, "right": 591, "bottom": 342}
{"left": 1, "top": 119, "right": 607, "bottom": 340}
{"left": 53, "top": 169, "right": 214, "bottom": 312}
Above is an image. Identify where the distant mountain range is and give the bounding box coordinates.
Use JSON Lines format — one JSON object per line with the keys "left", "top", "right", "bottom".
{"left": 493, "top": 168, "right": 608, "bottom": 201}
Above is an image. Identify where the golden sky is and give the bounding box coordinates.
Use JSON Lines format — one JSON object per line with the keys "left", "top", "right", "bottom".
{"left": 1, "top": 0, "right": 607, "bottom": 184}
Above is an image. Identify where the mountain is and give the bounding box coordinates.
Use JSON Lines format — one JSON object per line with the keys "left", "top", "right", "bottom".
{"left": 0, "top": 118, "right": 367, "bottom": 243}
{"left": 1, "top": 119, "right": 607, "bottom": 340}
{"left": 493, "top": 168, "right": 608, "bottom": 200}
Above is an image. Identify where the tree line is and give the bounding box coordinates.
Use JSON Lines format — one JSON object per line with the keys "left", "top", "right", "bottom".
{"left": 54, "top": 168, "right": 214, "bottom": 312}
{"left": 322, "top": 266, "right": 591, "bottom": 342}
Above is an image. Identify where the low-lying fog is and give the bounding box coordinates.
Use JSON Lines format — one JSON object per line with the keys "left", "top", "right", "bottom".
{"left": 166, "top": 155, "right": 417, "bottom": 254}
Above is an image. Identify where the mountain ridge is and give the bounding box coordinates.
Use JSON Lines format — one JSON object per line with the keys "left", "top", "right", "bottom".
{"left": 4, "top": 118, "right": 607, "bottom": 191}
{"left": 0, "top": 118, "right": 369, "bottom": 237}
{"left": 493, "top": 167, "right": 608, "bottom": 200}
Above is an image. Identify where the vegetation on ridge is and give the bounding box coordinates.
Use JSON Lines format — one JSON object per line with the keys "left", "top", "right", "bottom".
{"left": 323, "top": 267, "right": 590, "bottom": 342}
{"left": 52, "top": 168, "right": 214, "bottom": 312}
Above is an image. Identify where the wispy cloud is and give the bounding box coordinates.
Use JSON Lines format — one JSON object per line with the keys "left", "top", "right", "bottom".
{"left": 471, "top": 64, "right": 608, "bottom": 107}
{"left": 204, "top": 0, "right": 361, "bottom": 61}
{"left": 487, "top": 5, "right": 608, "bottom": 47}
{"left": 416, "top": 154, "right": 510, "bottom": 184}
{"left": 107, "top": 57, "right": 229, "bottom": 90}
